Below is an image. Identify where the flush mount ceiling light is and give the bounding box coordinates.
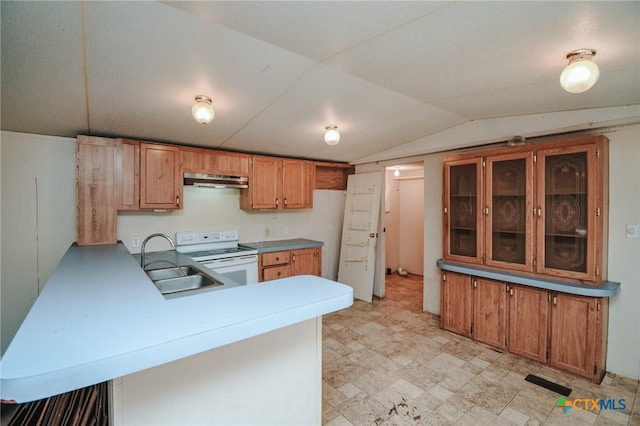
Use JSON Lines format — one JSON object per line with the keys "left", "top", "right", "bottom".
{"left": 324, "top": 125, "right": 340, "bottom": 146}
{"left": 192, "top": 95, "right": 215, "bottom": 124}
{"left": 394, "top": 169, "right": 400, "bottom": 177}
{"left": 560, "top": 49, "right": 600, "bottom": 94}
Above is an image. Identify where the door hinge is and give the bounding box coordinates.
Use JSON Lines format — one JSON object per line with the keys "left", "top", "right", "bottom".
{"left": 596, "top": 207, "right": 601, "bottom": 217}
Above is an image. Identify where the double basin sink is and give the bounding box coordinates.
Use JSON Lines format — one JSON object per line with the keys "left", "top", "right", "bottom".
{"left": 145, "top": 264, "right": 225, "bottom": 299}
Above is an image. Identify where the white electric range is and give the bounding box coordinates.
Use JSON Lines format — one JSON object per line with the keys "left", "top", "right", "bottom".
{"left": 175, "top": 229, "right": 258, "bottom": 285}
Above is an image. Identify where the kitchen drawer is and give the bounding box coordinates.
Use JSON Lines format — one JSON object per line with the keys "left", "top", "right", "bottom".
{"left": 261, "top": 251, "right": 290, "bottom": 267}
{"left": 263, "top": 265, "right": 291, "bottom": 281}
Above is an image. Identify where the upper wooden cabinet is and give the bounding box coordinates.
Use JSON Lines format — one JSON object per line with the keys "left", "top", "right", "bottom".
{"left": 536, "top": 143, "right": 604, "bottom": 282}
{"left": 240, "top": 156, "right": 314, "bottom": 210}
{"left": 115, "top": 138, "right": 140, "bottom": 210}
{"left": 77, "top": 136, "right": 118, "bottom": 245}
{"left": 485, "top": 152, "right": 534, "bottom": 272}
{"left": 443, "top": 136, "right": 608, "bottom": 284}
{"left": 115, "top": 140, "right": 182, "bottom": 210}
{"left": 443, "top": 158, "right": 483, "bottom": 264}
{"left": 181, "top": 147, "right": 250, "bottom": 176}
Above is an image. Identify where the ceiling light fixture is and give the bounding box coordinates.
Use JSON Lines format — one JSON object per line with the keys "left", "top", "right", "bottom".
{"left": 192, "top": 95, "right": 215, "bottom": 124}
{"left": 394, "top": 169, "right": 400, "bottom": 177}
{"left": 560, "top": 49, "right": 600, "bottom": 94}
{"left": 324, "top": 125, "right": 340, "bottom": 146}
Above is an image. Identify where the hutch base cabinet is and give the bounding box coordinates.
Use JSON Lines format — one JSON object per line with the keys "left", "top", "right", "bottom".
{"left": 438, "top": 265, "right": 617, "bottom": 384}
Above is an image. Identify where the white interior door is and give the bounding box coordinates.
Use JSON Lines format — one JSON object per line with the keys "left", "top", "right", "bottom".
{"left": 337, "top": 172, "right": 383, "bottom": 302}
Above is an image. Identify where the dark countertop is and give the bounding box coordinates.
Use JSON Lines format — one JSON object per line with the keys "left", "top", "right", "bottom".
{"left": 241, "top": 239, "right": 324, "bottom": 253}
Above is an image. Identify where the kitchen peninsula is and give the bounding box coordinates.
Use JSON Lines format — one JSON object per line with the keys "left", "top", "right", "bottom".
{"left": 0, "top": 242, "right": 353, "bottom": 424}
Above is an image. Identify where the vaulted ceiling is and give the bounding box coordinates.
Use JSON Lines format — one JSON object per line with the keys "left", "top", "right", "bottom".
{"left": 2, "top": 1, "right": 639, "bottom": 163}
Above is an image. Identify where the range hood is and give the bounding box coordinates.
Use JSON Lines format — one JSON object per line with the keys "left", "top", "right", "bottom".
{"left": 183, "top": 172, "right": 249, "bottom": 189}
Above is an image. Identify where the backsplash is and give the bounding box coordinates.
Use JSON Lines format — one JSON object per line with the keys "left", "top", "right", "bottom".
{"left": 117, "top": 186, "right": 346, "bottom": 279}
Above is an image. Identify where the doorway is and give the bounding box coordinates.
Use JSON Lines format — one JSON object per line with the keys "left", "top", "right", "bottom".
{"left": 384, "top": 163, "right": 424, "bottom": 311}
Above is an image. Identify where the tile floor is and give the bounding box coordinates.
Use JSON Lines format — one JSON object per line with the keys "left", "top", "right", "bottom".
{"left": 322, "top": 273, "right": 640, "bottom": 425}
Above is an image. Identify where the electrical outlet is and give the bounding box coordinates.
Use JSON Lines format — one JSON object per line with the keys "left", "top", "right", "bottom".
{"left": 132, "top": 236, "right": 140, "bottom": 247}
{"left": 627, "top": 224, "right": 639, "bottom": 239}
{"left": 283, "top": 227, "right": 289, "bottom": 235}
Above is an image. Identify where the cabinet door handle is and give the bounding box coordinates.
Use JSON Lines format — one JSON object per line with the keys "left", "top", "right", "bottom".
{"left": 509, "top": 288, "right": 514, "bottom": 296}
{"left": 537, "top": 207, "right": 542, "bottom": 217}
{"left": 552, "top": 295, "right": 557, "bottom": 306}
{"left": 292, "top": 254, "right": 296, "bottom": 262}
{"left": 176, "top": 196, "right": 180, "bottom": 207}
{"left": 284, "top": 198, "right": 288, "bottom": 207}
{"left": 275, "top": 256, "right": 280, "bottom": 261}
{"left": 275, "top": 198, "right": 279, "bottom": 207}
{"left": 473, "top": 280, "right": 477, "bottom": 288}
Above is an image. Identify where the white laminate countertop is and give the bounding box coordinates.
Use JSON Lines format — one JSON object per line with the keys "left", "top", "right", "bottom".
{"left": 0, "top": 243, "right": 353, "bottom": 403}
{"left": 240, "top": 238, "right": 323, "bottom": 253}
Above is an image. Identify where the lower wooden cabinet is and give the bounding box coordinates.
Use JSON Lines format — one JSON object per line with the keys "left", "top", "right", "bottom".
{"left": 440, "top": 272, "right": 472, "bottom": 338}
{"left": 549, "top": 292, "right": 606, "bottom": 380}
{"left": 259, "top": 247, "right": 321, "bottom": 282}
{"left": 508, "top": 285, "right": 549, "bottom": 363}
{"left": 473, "top": 278, "right": 507, "bottom": 350}
{"left": 441, "top": 271, "right": 607, "bottom": 383}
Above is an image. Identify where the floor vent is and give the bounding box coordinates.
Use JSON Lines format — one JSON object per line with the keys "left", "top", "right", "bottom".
{"left": 525, "top": 374, "right": 572, "bottom": 396}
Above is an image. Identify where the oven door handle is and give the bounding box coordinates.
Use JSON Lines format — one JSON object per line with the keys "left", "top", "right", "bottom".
{"left": 201, "top": 255, "right": 257, "bottom": 267}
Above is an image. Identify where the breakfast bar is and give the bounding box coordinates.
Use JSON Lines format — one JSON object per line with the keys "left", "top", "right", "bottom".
{"left": 0, "top": 242, "right": 353, "bottom": 424}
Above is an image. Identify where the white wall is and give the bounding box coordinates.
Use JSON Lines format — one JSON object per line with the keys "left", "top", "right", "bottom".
{"left": 112, "top": 318, "right": 321, "bottom": 425}
{"left": 385, "top": 170, "right": 424, "bottom": 276}
{"left": 418, "top": 125, "right": 640, "bottom": 380}
{"left": 0, "top": 131, "right": 346, "bottom": 353}
{"left": 603, "top": 125, "right": 640, "bottom": 380}
{"left": 117, "top": 187, "right": 346, "bottom": 279}
{"left": 1, "top": 132, "right": 77, "bottom": 354}
{"left": 384, "top": 170, "right": 400, "bottom": 272}
{"left": 422, "top": 153, "right": 445, "bottom": 315}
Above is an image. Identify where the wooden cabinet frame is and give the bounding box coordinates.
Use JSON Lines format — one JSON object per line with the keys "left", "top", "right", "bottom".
{"left": 443, "top": 136, "right": 608, "bottom": 285}
{"left": 241, "top": 156, "right": 314, "bottom": 210}
{"left": 441, "top": 271, "right": 608, "bottom": 383}
{"left": 259, "top": 248, "right": 321, "bottom": 282}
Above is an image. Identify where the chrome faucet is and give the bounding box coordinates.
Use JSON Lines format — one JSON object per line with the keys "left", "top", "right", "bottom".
{"left": 141, "top": 233, "right": 175, "bottom": 269}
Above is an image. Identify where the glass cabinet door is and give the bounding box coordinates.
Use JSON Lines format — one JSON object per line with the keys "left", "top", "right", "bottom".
{"left": 536, "top": 144, "right": 598, "bottom": 281}
{"left": 444, "top": 158, "right": 483, "bottom": 263}
{"left": 485, "top": 152, "right": 533, "bottom": 271}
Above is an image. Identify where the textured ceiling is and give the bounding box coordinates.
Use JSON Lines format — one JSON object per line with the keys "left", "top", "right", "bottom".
{"left": 2, "top": 1, "right": 639, "bottom": 163}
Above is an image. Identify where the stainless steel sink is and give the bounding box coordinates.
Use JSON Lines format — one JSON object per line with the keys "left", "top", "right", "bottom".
{"left": 146, "top": 265, "right": 201, "bottom": 281}
{"left": 145, "top": 265, "right": 224, "bottom": 297}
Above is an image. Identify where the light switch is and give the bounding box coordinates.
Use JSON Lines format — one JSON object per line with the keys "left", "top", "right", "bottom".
{"left": 627, "top": 224, "right": 639, "bottom": 239}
